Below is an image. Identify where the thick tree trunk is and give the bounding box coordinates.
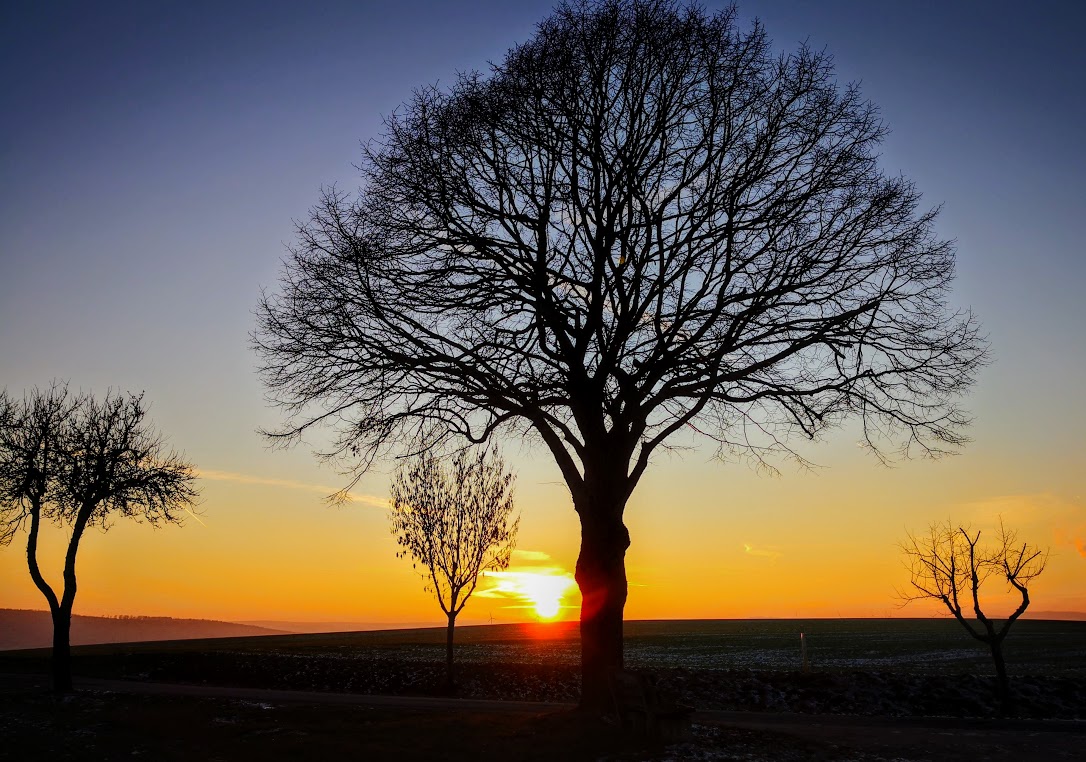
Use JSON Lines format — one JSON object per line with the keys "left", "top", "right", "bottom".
{"left": 574, "top": 493, "right": 631, "bottom": 713}
{"left": 50, "top": 606, "right": 73, "bottom": 694}
{"left": 445, "top": 612, "right": 456, "bottom": 689}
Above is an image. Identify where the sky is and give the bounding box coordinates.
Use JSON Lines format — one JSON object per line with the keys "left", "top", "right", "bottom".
{"left": 1, "top": 0, "right": 1083, "bottom": 626}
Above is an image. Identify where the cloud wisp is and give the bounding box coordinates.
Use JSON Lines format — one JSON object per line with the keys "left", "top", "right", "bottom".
{"left": 1054, "top": 526, "right": 1086, "bottom": 559}
{"left": 197, "top": 469, "right": 389, "bottom": 509}
{"left": 743, "top": 543, "right": 782, "bottom": 561}
{"left": 960, "top": 492, "right": 1084, "bottom": 560}
{"left": 511, "top": 549, "right": 551, "bottom": 562}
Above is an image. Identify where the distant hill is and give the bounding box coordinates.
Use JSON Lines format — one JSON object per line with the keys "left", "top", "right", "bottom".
{"left": 239, "top": 620, "right": 435, "bottom": 634}
{"left": 1026, "top": 611, "right": 1086, "bottom": 621}
{"left": 0, "top": 609, "right": 287, "bottom": 651}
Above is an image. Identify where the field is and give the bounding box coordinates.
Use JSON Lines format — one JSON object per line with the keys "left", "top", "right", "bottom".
{"left": 18, "top": 683, "right": 1060, "bottom": 762}
{"left": 6, "top": 617, "right": 1083, "bottom": 671}
{"left": 8, "top": 617, "right": 1084, "bottom": 669}
{"left": 2, "top": 618, "right": 1084, "bottom": 715}
{"left": 3, "top": 619, "right": 1085, "bottom": 761}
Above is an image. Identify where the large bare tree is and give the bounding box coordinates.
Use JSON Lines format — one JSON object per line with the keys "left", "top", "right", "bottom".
{"left": 390, "top": 448, "right": 518, "bottom": 687}
{"left": 256, "top": 0, "right": 986, "bottom": 710}
{"left": 0, "top": 384, "right": 198, "bottom": 693}
{"left": 902, "top": 520, "right": 1047, "bottom": 710}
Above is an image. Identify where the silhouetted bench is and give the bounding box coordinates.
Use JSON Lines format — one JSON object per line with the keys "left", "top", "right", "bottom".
{"left": 608, "top": 668, "right": 693, "bottom": 741}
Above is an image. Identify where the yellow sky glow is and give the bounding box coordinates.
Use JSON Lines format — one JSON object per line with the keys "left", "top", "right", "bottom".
{"left": 477, "top": 566, "right": 579, "bottom": 621}
{"left": 1, "top": 440, "right": 1083, "bottom": 624}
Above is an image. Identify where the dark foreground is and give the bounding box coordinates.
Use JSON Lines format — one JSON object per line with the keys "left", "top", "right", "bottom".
{"left": 2, "top": 619, "right": 1084, "bottom": 760}
{"left": 2, "top": 674, "right": 1084, "bottom": 762}
{"left": 2, "top": 619, "right": 1083, "bottom": 719}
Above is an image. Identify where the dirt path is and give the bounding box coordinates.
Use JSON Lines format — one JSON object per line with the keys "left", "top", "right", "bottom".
{"left": 4, "top": 673, "right": 1084, "bottom": 760}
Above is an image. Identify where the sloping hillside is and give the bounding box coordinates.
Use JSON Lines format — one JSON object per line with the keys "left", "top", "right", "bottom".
{"left": 238, "top": 620, "right": 430, "bottom": 634}
{"left": 1027, "top": 611, "right": 1086, "bottom": 621}
{"left": 0, "top": 609, "right": 286, "bottom": 651}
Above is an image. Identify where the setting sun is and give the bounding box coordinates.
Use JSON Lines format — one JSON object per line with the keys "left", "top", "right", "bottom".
{"left": 520, "top": 574, "right": 569, "bottom": 619}
{"left": 478, "top": 567, "right": 578, "bottom": 621}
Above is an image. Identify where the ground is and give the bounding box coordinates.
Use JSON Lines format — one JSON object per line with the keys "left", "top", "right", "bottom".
{"left": 2, "top": 675, "right": 1083, "bottom": 761}
{"left": 2, "top": 619, "right": 1084, "bottom": 760}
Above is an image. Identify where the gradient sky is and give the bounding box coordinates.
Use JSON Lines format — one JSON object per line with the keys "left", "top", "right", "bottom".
{"left": 2, "top": 1, "right": 1083, "bottom": 626}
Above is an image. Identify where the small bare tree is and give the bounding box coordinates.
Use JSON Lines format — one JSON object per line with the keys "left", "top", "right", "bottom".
{"left": 901, "top": 519, "right": 1047, "bottom": 709}
{"left": 389, "top": 449, "right": 518, "bottom": 686}
{"left": 0, "top": 384, "right": 198, "bottom": 693}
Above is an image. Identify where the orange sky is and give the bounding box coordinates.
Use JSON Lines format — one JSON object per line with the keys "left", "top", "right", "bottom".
{"left": 3, "top": 420, "right": 1082, "bottom": 625}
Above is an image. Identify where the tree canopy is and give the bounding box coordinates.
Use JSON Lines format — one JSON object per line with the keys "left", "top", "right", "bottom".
{"left": 257, "top": 0, "right": 985, "bottom": 487}
{"left": 390, "top": 448, "right": 519, "bottom": 620}
{"left": 256, "top": 0, "right": 987, "bottom": 709}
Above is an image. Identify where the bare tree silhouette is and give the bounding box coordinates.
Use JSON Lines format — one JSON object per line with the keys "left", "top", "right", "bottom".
{"left": 902, "top": 519, "right": 1047, "bottom": 711}
{"left": 0, "top": 384, "right": 198, "bottom": 693}
{"left": 256, "top": 0, "right": 987, "bottom": 710}
{"left": 390, "top": 449, "right": 518, "bottom": 687}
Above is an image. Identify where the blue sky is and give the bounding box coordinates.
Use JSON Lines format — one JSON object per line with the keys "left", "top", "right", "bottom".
{"left": 1, "top": 1, "right": 1083, "bottom": 621}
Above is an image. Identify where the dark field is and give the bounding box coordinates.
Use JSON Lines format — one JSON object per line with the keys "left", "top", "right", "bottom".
{"left": 2, "top": 618, "right": 1084, "bottom": 717}
{"left": 6, "top": 617, "right": 1083, "bottom": 672}
{"left": 3, "top": 619, "right": 1085, "bottom": 761}
{"left": 15, "top": 683, "right": 1054, "bottom": 762}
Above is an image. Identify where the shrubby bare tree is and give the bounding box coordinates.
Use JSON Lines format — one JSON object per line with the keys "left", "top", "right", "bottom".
{"left": 902, "top": 520, "right": 1047, "bottom": 710}
{"left": 0, "top": 384, "right": 198, "bottom": 693}
{"left": 390, "top": 448, "right": 518, "bottom": 687}
{"left": 256, "top": 0, "right": 986, "bottom": 709}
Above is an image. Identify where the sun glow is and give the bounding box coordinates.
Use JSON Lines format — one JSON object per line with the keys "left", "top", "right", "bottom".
{"left": 478, "top": 567, "right": 577, "bottom": 621}
{"left": 520, "top": 574, "right": 568, "bottom": 619}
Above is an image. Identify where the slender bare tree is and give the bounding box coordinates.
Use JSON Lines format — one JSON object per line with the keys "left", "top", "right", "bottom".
{"left": 256, "top": 0, "right": 987, "bottom": 710}
{"left": 390, "top": 448, "right": 518, "bottom": 687}
{"left": 0, "top": 385, "right": 198, "bottom": 693}
{"left": 902, "top": 519, "right": 1047, "bottom": 710}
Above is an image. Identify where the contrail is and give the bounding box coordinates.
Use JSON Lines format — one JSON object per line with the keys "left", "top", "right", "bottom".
{"left": 196, "top": 469, "right": 389, "bottom": 508}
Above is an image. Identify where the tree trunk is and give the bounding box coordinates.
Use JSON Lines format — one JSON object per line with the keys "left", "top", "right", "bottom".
{"left": 50, "top": 606, "right": 73, "bottom": 694}
{"left": 51, "top": 507, "right": 89, "bottom": 695}
{"left": 990, "top": 638, "right": 1011, "bottom": 713}
{"left": 574, "top": 492, "right": 631, "bottom": 714}
{"left": 25, "top": 504, "right": 72, "bottom": 694}
{"left": 445, "top": 611, "right": 456, "bottom": 689}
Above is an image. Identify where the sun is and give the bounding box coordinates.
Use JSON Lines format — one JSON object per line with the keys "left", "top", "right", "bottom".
{"left": 532, "top": 589, "right": 562, "bottom": 619}
{"left": 478, "top": 566, "right": 577, "bottom": 621}
{"left": 520, "top": 574, "right": 569, "bottom": 620}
